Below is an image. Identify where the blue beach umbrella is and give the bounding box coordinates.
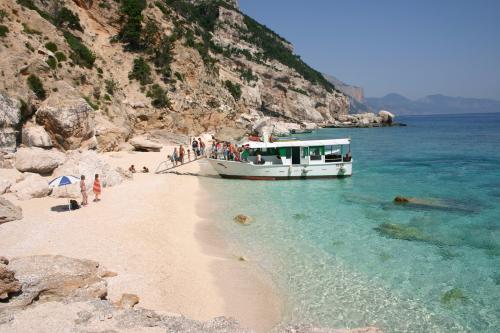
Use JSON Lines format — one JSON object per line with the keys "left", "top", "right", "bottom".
{"left": 49, "top": 175, "right": 81, "bottom": 211}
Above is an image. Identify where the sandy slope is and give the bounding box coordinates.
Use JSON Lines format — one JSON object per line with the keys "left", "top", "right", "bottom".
{"left": 0, "top": 147, "right": 281, "bottom": 332}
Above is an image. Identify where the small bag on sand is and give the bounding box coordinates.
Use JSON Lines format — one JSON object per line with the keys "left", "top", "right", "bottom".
{"left": 70, "top": 200, "right": 80, "bottom": 210}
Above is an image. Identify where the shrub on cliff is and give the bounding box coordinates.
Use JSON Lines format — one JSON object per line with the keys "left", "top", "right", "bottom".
{"left": 119, "top": 0, "right": 147, "bottom": 51}
{"left": 0, "top": 25, "right": 8, "bottom": 37}
{"left": 64, "top": 31, "right": 96, "bottom": 68}
{"left": 129, "top": 57, "right": 152, "bottom": 85}
{"left": 44, "top": 42, "right": 58, "bottom": 52}
{"left": 27, "top": 75, "right": 46, "bottom": 100}
{"left": 147, "top": 84, "right": 170, "bottom": 108}
{"left": 224, "top": 80, "right": 242, "bottom": 101}
{"left": 54, "top": 7, "right": 83, "bottom": 32}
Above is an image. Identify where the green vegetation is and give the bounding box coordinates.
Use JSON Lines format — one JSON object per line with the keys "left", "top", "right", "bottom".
{"left": 54, "top": 7, "right": 83, "bottom": 32}
{"left": 16, "top": 0, "right": 52, "bottom": 22}
{"left": 118, "top": 0, "right": 147, "bottom": 50}
{"left": 22, "top": 23, "right": 41, "bottom": 35}
{"left": 174, "top": 72, "right": 184, "bottom": 82}
{"left": 224, "top": 80, "right": 242, "bottom": 101}
{"left": 128, "top": 57, "right": 152, "bottom": 85}
{"left": 147, "top": 84, "right": 170, "bottom": 108}
{"left": 64, "top": 31, "right": 96, "bottom": 68}
{"left": 83, "top": 96, "right": 99, "bottom": 110}
{"left": 105, "top": 79, "right": 118, "bottom": 95}
{"left": 25, "top": 42, "right": 35, "bottom": 52}
{"left": 0, "top": 25, "right": 8, "bottom": 37}
{"left": 44, "top": 42, "right": 58, "bottom": 52}
{"left": 289, "top": 87, "right": 309, "bottom": 96}
{"left": 238, "top": 67, "right": 258, "bottom": 83}
{"left": 27, "top": 74, "right": 46, "bottom": 100}
{"left": 55, "top": 51, "right": 67, "bottom": 62}
{"left": 240, "top": 14, "right": 335, "bottom": 92}
{"left": 46, "top": 55, "right": 57, "bottom": 69}
{"left": 151, "top": 37, "right": 174, "bottom": 82}
{"left": 0, "top": 9, "right": 7, "bottom": 22}
{"left": 99, "top": 0, "right": 112, "bottom": 10}
{"left": 441, "top": 288, "right": 467, "bottom": 305}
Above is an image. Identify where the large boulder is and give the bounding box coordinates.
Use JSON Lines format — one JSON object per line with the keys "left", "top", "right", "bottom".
{"left": 35, "top": 82, "right": 95, "bottom": 150}
{"left": 94, "top": 115, "right": 129, "bottom": 152}
{"left": 21, "top": 124, "right": 53, "bottom": 148}
{"left": 52, "top": 150, "right": 125, "bottom": 198}
{"left": 0, "top": 197, "right": 23, "bottom": 224}
{"left": 0, "top": 92, "right": 21, "bottom": 153}
{"left": 0, "top": 258, "right": 22, "bottom": 301}
{"left": 11, "top": 173, "right": 51, "bottom": 200}
{"left": 379, "top": 110, "right": 395, "bottom": 124}
{"left": 0, "top": 179, "right": 13, "bottom": 194}
{"left": 14, "top": 147, "right": 66, "bottom": 174}
{"left": 129, "top": 136, "right": 162, "bottom": 152}
{"left": 5, "top": 255, "right": 107, "bottom": 306}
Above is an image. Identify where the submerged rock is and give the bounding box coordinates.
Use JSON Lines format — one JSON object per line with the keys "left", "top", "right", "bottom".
{"left": 0, "top": 197, "right": 23, "bottom": 224}
{"left": 374, "top": 223, "right": 429, "bottom": 242}
{"left": 234, "top": 214, "right": 252, "bottom": 225}
{"left": 441, "top": 287, "right": 467, "bottom": 305}
{"left": 394, "top": 196, "right": 410, "bottom": 203}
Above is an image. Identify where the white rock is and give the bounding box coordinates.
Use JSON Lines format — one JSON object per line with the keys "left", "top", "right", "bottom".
{"left": 11, "top": 173, "right": 51, "bottom": 200}
{"left": 0, "top": 92, "right": 21, "bottom": 153}
{"left": 0, "top": 179, "right": 13, "bottom": 194}
{"left": 379, "top": 110, "right": 395, "bottom": 123}
{"left": 129, "top": 136, "right": 162, "bottom": 152}
{"left": 15, "top": 147, "right": 66, "bottom": 174}
{"left": 21, "top": 125, "right": 53, "bottom": 148}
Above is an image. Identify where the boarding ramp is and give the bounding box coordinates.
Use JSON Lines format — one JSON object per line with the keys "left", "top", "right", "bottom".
{"left": 155, "top": 157, "right": 205, "bottom": 174}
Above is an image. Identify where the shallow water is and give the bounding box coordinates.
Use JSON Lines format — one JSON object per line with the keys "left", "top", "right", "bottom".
{"left": 201, "top": 113, "right": 500, "bottom": 332}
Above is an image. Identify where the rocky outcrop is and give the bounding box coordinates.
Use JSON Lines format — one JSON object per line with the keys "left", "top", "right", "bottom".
{"left": 0, "top": 92, "right": 21, "bottom": 153}
{"left": 53, "top": 150, "right": 125, "bottom": 193}
{"left": 35, "top": 82, "right": 95, "bottom": 150}
{"left": 0, "top": 258, "right": 21, "bottom": 301}
{"left": 21, "top": 124, "right": 53, "bottom": 148}
{"left": 129, "top": 136, "right": 162, "bottom": 152}
{"left": 378, "top": 110, "right": 394, "bottom": 124}
{"left": 0, "top": 197, "right": 23, "bottom": 224}
{"left": 14, "top": 147, "right": 65, "bottom": 174}
{"left": 11, "top": 172, "right": 51, "bottom": 200}
{"left": 0, "top": 179, "right": 13, "bottom": 195}
{"left": 3, "top": 255, "right": 107, "bottom": 307}
{"left": 116, "top": 293, "right": 140, "bottom": 309}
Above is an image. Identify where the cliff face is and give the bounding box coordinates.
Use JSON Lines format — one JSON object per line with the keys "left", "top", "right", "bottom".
{"left": 0, "top": 0, "right": 349, "bottom": 151}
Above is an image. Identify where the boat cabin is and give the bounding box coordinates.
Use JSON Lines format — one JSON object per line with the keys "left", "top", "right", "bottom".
{"left": 243, "top": 138, "right": 351, "bottom": 166}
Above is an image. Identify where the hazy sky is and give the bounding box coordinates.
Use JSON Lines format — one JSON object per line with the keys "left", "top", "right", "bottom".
{"left": 238, "top": 0, "right": 500, "bottom": 100}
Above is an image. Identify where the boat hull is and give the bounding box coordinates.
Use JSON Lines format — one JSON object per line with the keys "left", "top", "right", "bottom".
{"left": 207, "top": 159, "right": 352, "bottom": 180}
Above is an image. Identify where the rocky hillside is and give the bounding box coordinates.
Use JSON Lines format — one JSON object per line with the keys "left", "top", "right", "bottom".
{"left": 323, "top": 74, "right": 371, "bottom": 114}
{"left": 0, "top": 0, "right": 349, "bottom": 152}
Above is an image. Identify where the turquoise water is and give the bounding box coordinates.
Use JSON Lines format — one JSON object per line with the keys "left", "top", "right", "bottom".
{"left": 201, "top": 113, "right": 500, "bottom": 332}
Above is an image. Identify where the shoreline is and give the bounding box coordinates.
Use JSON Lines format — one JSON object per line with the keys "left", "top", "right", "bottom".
{"left": 0, "top": 147, "right": 282, "bottom": 332}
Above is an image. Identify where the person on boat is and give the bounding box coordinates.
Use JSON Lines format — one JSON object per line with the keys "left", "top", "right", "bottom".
{"left": 223, "top": 144, "right": 229, "bottom": 160}
{"left": 256, "top": 153, "right": 265, "bottom": 165}
{"left": 345, "top": 151, "right": 351, "bottom": 162}
{"left": 93, "top": 174, "right": 101, "bottom": 202}
{"left": 172, "top": 148, "right": 179, "bottom": 166}
{"left": 80, "top": 175, "right": 88, "bottom": 206}
{"left": 179, "top": 145, "right": 185, "bottom": 164}
{"left": 241, "top": 147, "right": 249, "bottom": 162}
{"left": 128, "top": 165, "right": 137, "bottom": 173}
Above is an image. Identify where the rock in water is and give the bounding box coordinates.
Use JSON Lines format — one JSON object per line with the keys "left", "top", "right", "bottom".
{"left": 116, "top": 293, "right": 140, "bottom": 309}
{"left": 0, "top": 197, "right": 23, "bottom": 224}
{"left": 0, "top": 92, "right": 21, "bottom": 153}
{"left": 6, "top": 255, "right": 108, "bottom": 306}
{"left": 35, "top": 82, "right": 95, "bottom": 150}
{"left": 379, "top": 110, "right": 395, "bottom": 124}
{"left": 129, "top": 136, "right": 162, "bottom": 152}
{"left": 15, "top": 147, "right": 66, "bottom": 174}
{"left": 11, "top": 173, "right": 51, "bottom": 200}
{"left": 0, "top": 259, "right": 22, "bottom": 300}
{"left": 234, "top": 214, "right": 252, "bottom": 225}
{"left": 21, "top": 125, "right": 53, "bottom": 148}
{"left": 394, "top": 196, "right": 410, "bottom": 203}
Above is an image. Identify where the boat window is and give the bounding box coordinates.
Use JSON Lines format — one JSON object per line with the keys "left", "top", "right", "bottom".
{"left": 250, "top": 148, "right": 278, "bottom": 156}
{"left": 309, "top": 146, "right": 324, "bottom": 160}
{"left": 278, "top": 147, "right": 291, "bottom": 158}
{"left": 302, "top": 147, "right": 309, "bottom": 157}
{"left": 325, "top": 145, "right": 342, "bottom": 162}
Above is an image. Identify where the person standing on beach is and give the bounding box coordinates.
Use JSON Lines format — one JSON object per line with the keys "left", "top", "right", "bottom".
{"left": 80, "top": 175, "right": 88, "bottom": 206}
{"left": 199, "top": 138, "right": 205, "bottom": 157}
{"left": 179, "top": 145, "right": 185, "bottom": 164}
{"left": 191, "top": 138, "right": 199, "bottom": 158}
{"left": 93, "top": 174, "right": 101, "bottom": 202}
{"left": 187, "top": 149, "right": 191, "bottom": 162}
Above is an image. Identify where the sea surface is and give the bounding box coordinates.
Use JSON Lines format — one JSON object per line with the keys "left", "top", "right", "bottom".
{"left": 201, "top": 113, "right": 500, "bottom": 332}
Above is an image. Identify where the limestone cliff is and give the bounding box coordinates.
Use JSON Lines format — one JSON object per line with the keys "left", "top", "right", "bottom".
{"left": 0, "top": 0, "right": 349, "bottom": 151}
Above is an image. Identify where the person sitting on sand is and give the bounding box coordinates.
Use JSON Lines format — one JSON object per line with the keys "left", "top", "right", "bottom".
{"left": 80, "top": 175, "right": 88, "bottom": 206}
{"left": 93, "top": 174, "right": 101, "bottom": 202}
{"left": 129, "top": 165, "right": 136, "bottom": 173}
{"left": 142, "top": 166, "right": 149, "bottom": 173}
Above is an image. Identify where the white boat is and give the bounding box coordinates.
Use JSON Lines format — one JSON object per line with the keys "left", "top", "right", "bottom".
{"left": 207, "top": 137, "right": 352, "bottom": 180}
